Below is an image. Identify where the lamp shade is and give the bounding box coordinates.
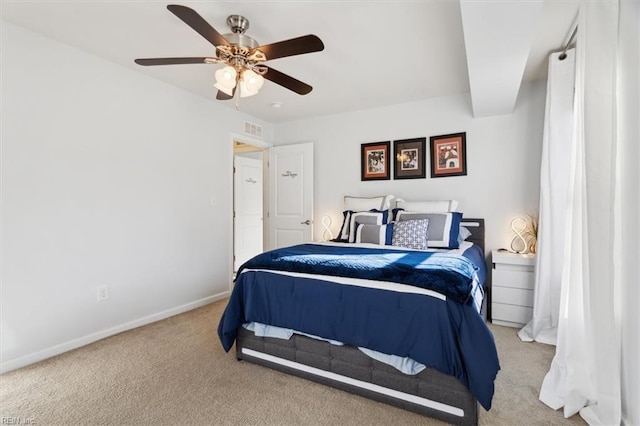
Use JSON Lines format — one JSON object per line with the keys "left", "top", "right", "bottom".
{"left": 214, "top": 66, "right": 237, "bottom": 96}
{"left": 239, "top": 69, "right": 264, "bottom": 98}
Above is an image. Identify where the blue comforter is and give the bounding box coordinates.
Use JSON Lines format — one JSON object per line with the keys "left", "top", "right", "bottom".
{"left": 234, "top": 243, "right": 481, "bottom": 305}
{"left": 218, "top": 243, "right": 499, "bottom": 410}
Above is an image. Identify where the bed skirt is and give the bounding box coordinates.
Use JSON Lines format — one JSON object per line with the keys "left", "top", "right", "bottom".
{"left": 235, "top": 327, "right": 479, "bottom": 425}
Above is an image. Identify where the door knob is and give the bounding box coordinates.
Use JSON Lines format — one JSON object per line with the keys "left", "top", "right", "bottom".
{"left": 301, "top": 219, "right": 312, "bottom": 225}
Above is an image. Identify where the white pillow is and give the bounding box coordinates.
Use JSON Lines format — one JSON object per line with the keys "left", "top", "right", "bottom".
{"left": 395, "top": 199, "right": 458, "bottom": 212}
{"left": 344, "top": 195, "right": 393, "bottom": 212}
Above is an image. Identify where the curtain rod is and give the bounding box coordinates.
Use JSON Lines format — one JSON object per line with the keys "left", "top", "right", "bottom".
{"left": 559, "top": 25, "right": 578, "bottom": 60}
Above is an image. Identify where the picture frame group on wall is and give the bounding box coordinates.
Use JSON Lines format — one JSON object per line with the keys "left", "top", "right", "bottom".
{"left": 361, "top": 141, "right": 390, "bottom": 181}
{"left": 361, "top": 132, "right": 467, "bottom": 181}
{"left": 393, "top": 137, "right": 426, "bottom": 180}
{"left": 429, "top": 132, "right": 467, "bottom": 178}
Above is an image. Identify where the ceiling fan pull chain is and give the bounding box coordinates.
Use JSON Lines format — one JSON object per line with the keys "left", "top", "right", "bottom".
{"left": 235, "top": 72, "right": 241, "bottom": 110}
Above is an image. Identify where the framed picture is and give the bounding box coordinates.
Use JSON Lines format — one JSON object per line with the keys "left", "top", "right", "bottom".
{"left": 361, "top": 141, "right": 391, "bottom": 181}
{"left": 430, "top": 132, "right": 467, "bottom": 178}
{"left": 393, "top": 137, "right": 426, "bottom": 179}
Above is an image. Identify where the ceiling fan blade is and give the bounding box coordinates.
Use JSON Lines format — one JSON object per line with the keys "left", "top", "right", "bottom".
{"left": 167, "top": 4, "right": 229, "bottom": 47}
{"left": 135, "top": 57, "right": 209, "bottom": 66}
{"left": 216, "top": 88, "right": 235, "bottom": 100}
{"left": 263, "top": 67, "right": 313, "bottom": 95}
{"left": 251, "top": 35, "right": 324, "bottom": 61}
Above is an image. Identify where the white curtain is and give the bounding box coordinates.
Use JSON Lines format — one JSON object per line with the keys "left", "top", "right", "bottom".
{"left": 618, "top": 3, "right": 640, "bottom": 425}
{"left": 534, "top": 1, "right": 640, "bottom": 424}
{"left": 517, "top": 49, "right": 575, "bottom": 346}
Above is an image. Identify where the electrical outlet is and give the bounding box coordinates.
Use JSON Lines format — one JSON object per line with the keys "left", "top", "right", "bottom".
{"left": 97, "top": 285, "right": 109, "bottom": 302}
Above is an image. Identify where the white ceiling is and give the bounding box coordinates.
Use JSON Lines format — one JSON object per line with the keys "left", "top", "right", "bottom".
{"left": 1, "top": 0, "right": 579, "bottom": 123}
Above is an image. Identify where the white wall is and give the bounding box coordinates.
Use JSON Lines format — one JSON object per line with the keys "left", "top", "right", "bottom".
{"left": 0, "top": 21, "right": 272, "bottom": 372}
{"left": 273, "top": 80, "right": 546, "bottom": 253}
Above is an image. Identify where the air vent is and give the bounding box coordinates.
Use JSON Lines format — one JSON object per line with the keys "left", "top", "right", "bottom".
{"left": 244, "top": 121, "right": 263, "bottom": 138}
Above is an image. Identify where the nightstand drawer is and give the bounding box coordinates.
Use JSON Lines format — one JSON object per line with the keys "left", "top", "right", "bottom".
{"left": 493, "top": 268, "right": 534, "bottom": 290}
{"left": 492, "top": 303, "right": 533, "bottom": 326}
{"left": 493, "top": 286, "right": 534, "bottom": 307}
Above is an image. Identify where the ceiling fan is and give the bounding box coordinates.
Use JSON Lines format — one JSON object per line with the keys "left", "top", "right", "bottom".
{"left": 135, "top": 4, "right": 324, "bottom": 102}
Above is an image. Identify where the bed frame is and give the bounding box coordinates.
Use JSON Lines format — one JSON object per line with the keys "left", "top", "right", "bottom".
{"left": 235, "top": 218, "right": 487, "bottom": 425}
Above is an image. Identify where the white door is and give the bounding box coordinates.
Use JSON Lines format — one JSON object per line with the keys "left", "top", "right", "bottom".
{"left": 234, "top": 155, "right": 263, "bottom": 271}
{"left": 268, "top": 143, "right": 314, "bottom": 249}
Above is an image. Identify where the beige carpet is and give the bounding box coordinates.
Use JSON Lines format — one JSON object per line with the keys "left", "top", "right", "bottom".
{"left": 1, "top": 299, "right": 585, "bottom": 425}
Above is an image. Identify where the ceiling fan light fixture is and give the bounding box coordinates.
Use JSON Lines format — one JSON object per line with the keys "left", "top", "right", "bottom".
{"left": 215, "top": 82, "right": 235, "bottom": 97}
{"left": 239, "top": 69, "right": 264, "bottom": 98}
{"left": 214, "top": 66, "right": 237, "bottom": 95}
{"left": 239, "top": 82, "right": 259, "bottom": 98}
{"left": 242, "top": 69, "right": 265, "bottom": 91}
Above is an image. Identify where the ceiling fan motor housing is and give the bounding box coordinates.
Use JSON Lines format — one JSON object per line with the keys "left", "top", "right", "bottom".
{"left": 223, "top": 32, "right": 259, "bottom": 50}
{"left": 224, "top": 15, "right": 258, "bottom": 49}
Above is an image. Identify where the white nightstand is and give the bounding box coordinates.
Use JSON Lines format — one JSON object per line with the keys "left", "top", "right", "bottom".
{"left": 491, "top": 250, "right": 536, "bottom": 328}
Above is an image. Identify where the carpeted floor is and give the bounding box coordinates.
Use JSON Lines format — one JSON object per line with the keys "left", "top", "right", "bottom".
{"left": 0, "top": 299, "right": 586, "bottom": 425}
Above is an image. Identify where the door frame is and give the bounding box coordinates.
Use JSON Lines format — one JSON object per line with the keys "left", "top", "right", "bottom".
{"left": 229, "top": 133, "right": 272, "bottom": 289}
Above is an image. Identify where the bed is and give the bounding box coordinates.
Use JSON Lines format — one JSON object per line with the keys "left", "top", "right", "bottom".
{"left": 218, "top": 199, "right": 499, "bottom": 425}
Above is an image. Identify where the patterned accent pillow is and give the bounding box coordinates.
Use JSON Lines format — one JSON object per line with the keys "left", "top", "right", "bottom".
{"left": 355, "top": 223, "right": 394, "bottom": 245}
{"left": 391, "top": 219, "right": 429, "bottom": 250}
{"left": 395, "top": 211, "right": 463, "bottom": 249}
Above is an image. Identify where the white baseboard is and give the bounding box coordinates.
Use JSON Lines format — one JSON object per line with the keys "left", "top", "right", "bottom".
{"left": 0, "top": 291, "right": 229, "bottom": 374}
